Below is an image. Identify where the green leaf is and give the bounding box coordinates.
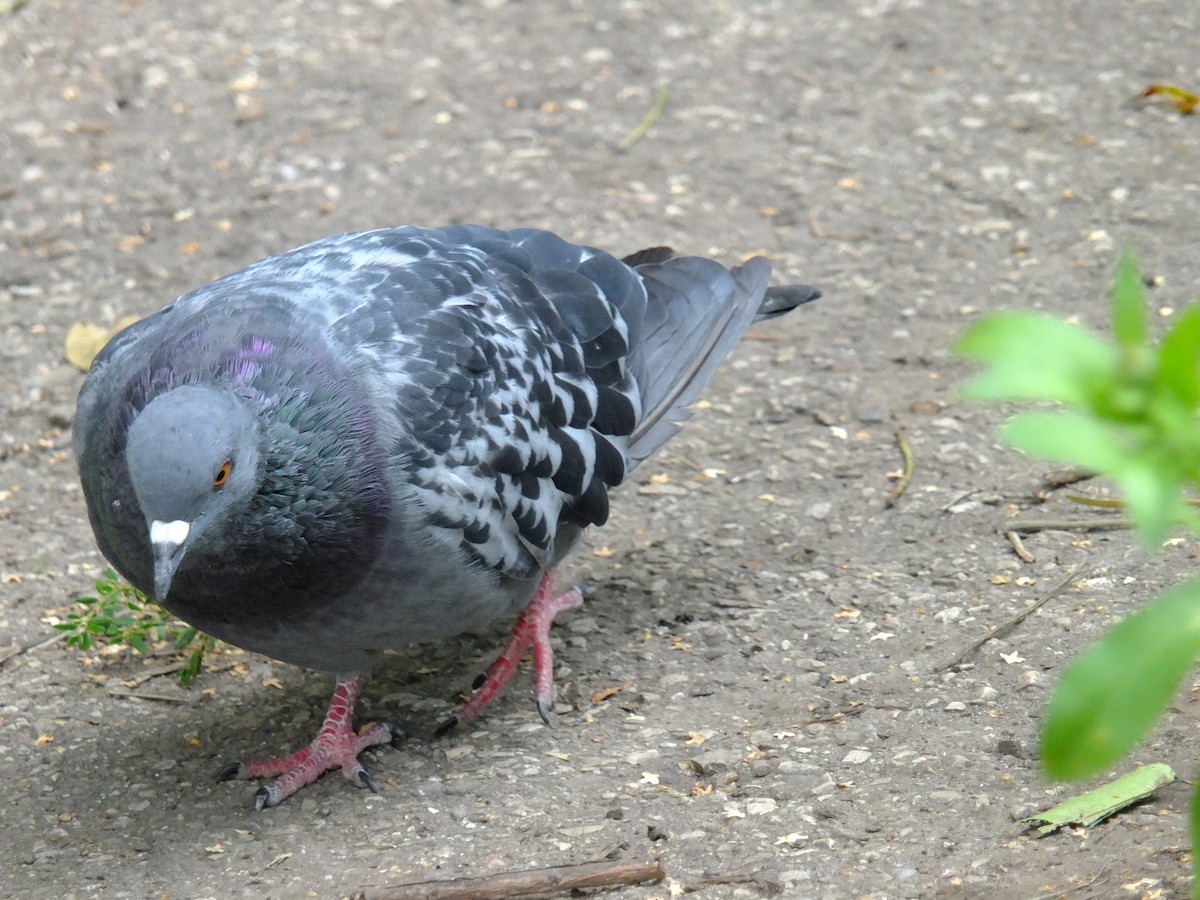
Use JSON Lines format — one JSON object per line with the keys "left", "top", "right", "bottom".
{"left": 1192, "top": 788, "right": 1200, "bottom": 900}
{"left": 999, "top": 411, "right": 1130, "bottom": 475}
{"left": 1021, "top": 763, "right": 1175, "bottom": 833}
{"left": 1111, "top": 250, "right": 1148, "bottom": 349}
{"left": 1158, "top": 305, "right": 1200, "bottom": 409}
{"left": 180, "top": 644, "right": 205, "bottom": 685}
{"left": 954, "top": 311, "right": 1115, "bottom": 406}
{"left": 1117, "top": 460, "right": 1180, "bottom": 549}
{"left": 1041, "top": 577, "right": 1200, "bottom": 780}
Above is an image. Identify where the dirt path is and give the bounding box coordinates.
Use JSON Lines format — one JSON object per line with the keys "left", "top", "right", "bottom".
{"left": 2, "top": 1, "right": 1198, "bottom": 897}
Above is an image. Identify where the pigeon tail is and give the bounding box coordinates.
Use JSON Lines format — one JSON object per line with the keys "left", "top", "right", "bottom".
{"left": 625, "top": 256, "right": 818, "bottom": 465}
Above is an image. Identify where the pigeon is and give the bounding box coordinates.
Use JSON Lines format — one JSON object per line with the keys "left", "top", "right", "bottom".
{"left": 74, "top": 224, "right": 818, "bottom": 808}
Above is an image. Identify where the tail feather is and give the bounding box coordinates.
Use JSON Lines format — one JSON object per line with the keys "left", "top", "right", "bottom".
{"left": 762, "top": 283, "right": 821, "bottom": 318}
{"left": 625, "top": 256, "right": 814, "bottom": 465}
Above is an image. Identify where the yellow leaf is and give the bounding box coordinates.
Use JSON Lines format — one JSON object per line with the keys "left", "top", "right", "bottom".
{"left": 1134, "top": 83, "right": 1199, "bottom": 115}
{"left": 64, "top": 316, "right": 141, "bottom": 371}
{"left": 590, "top": 680, "right": 632, "bottom": 702}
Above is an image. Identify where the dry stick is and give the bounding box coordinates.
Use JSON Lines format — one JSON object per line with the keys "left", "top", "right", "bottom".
{"left": 807, "top": 209, "right": 869, "bottom": 241}
{"left": 1066, "top": 492, "right": 1200, "bottom": 509}
{"left": 106, "top": 688, "right": 187, "bottom": 702}
{"left": 121, "top": 661, "right": 185, "bottom": 687}
{"left": 1024, "top": 869, "right": 1108, "bottom": 900}
{"left": 937, "top": 562, "right": 1086, "bottom": 672}
{"left": 1006, "top": 530, "right": 1037, "bottom": 563}
{"left": 1041, "top": 467, "right": 1096, "bottom": 488}
{"left": 1064, "top": 494, "right": 1125, "bottom": 509}
{"left": 939, "top": 488, "right": 979, "bottom": 513}
{"left": 0, "top": 634, "right": 62, "bottom": 667}
{"left": 691, "top": 872, "right": 782, "bottom": 893}
{"left": 365, "top": 858, "right": 665, "bottom": 900}
{"left": 1007, "top": 518, "right": 1132, "bottom": 534}
{"left": 615, "top": 84, "right": 668, "bottom": 151}
{"left": 885, "top": 429, "right": 914, "bottom": 509}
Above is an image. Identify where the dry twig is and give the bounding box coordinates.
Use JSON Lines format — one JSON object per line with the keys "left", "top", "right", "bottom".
{"left": 1006, "top": 530, "right": 1037, "bottom": 563}
{"left": 121, "top": 661, "right": 186, "bottom": 687}
{"left": 937, "top": 562, "right": 1085, "bottom": 672}
{"left": 1041, "top": 467, "right": 1095, "bottom": 488}
{"left": 690, "top": 872, "right": 783, "bottom": 895}
{"left": 106, "top": 689, "right": 187, "bottom": 703}
{"left": 1007, "top": 518, "right": 1132, "bottom": 534}
{"left": 616, "top": 85, "right": 668, "bottom": 151}
{"left": 885, "top": 429, "right": 914, "bottom": 508}
{"left": 806, "top": 209, "right": 869, "bottom": 241}
{"left": 0, "top": 634, "right": 61, "bottom": 666}
{"left": 365, "top": 858, "right": 665, "bottom": 900}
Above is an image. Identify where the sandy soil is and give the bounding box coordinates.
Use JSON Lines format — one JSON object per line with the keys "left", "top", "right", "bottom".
{"left": 2, "top": 1, "right": 1199, "bottom": 897}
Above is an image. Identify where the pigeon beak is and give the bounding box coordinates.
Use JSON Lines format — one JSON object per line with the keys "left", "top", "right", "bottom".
{"left": 149, "top": 519, "right": 191, "bottom": 602}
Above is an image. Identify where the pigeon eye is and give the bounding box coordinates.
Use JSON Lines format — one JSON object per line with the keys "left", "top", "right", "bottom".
{"left": 212, "top": 459, "right": 233, "bottom": 488}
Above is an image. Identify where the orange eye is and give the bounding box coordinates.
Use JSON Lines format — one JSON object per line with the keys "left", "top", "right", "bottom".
{"left": 212, "top": 459, "right": 232, "bottom": 488}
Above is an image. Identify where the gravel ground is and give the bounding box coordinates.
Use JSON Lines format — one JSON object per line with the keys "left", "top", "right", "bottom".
{"left": 2, "top": 1, "right": 1200, "bottom": 898}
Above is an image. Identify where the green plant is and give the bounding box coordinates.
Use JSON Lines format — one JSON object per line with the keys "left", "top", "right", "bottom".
{"left": 57, "top": 567, "right": 214, "bottom": 685}
{"left": 954, "top": 251, "right": 1200, "bottom": 895}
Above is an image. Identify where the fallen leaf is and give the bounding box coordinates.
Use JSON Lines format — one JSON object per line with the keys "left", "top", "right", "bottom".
{"left": 1133, "top": 83, "right": 1198, "bottom": 115}
{"left": 64, "top": 316, "right": 141, "bottom": 371}
{"left": 1022, "top": 763, "right": 1175, "bottom": 833}
{"left": 591, "top": 681, "right": 632, "bottom": 702}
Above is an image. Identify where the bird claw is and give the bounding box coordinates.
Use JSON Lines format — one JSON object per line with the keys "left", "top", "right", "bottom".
{"left": 357, "top": 768, "right": 380, "bottom": 793}
{"left": 254, "top": 786, "right": 273, "bottom": 812}
{"left": 439, "top": 575, "right": 582, "bottom": 734}
{"left": 383, "top": 721, "right": 407, "bottom": 746}
{"left": 217, "top": 676, "right": 404, "bottom": 808}
{"left": 215, "top": 761, "right": 244, "bottom": 781}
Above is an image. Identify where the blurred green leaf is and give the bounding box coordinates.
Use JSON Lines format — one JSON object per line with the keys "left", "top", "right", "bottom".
{"left": 1000, "top": 411, "right": 1128, "bottom": 475}
{"left": 954, "top": 311, "right": 1115, "bottom": 406}
{"left": 1042, "top": 577, "right": 1200, "bottom": 780}
{"left": 1111, "top": 250, "right": 1148, "bottom": 350}
{"left": 1158, "top": 306, "right": 1200, "bottom": 410}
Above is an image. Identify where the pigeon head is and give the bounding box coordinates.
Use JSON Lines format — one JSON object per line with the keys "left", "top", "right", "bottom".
{"left": 124, "top": 384, "right": 261, "bottom": 602}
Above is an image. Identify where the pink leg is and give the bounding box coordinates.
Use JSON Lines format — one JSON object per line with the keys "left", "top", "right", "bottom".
{"left": 437, "top": 571, "right": 583, "bottom": 735}
{"left": 218, "top": 674, "right": 403, "bottom": 810}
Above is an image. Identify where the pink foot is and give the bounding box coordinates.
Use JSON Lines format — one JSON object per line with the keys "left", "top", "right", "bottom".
{"left": 437, "top": 572, "right": 583, "bottom": 735}
{"left": 217, "top": 674, "right": 404, "bottom": 810}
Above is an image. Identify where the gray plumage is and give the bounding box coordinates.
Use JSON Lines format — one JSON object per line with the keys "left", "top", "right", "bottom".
{"left": 75, "top": 224, "right": 818, "bottom": 676}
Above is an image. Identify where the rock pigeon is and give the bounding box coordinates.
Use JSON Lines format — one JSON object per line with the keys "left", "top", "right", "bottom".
{"left": 74, "top": 224, "right": 818, "bottom": 808}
